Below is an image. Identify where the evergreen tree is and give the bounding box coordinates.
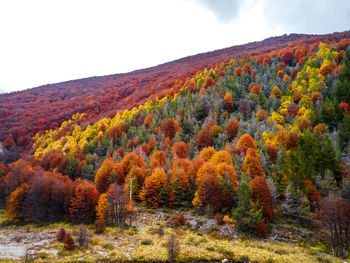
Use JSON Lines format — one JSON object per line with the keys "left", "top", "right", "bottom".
{"left": 257, "top": 91, "right": 268, "bottom": 110}
{"left": 333, "top": 48, "right": 350, "bottom": 104}
{"left": 320, "top": 97, "right": 338, "bottom": 129}
{"left": 288, "top": 130, "right": 321, "bottom": 186}
{"left": 233, "top": 181, "right": 262, "bottom": 234}
{"left": 319, "top": 136, "right": 342, "bottom": 182}
{"left": 339, "top": 113, "right": 350, "bottom": 151}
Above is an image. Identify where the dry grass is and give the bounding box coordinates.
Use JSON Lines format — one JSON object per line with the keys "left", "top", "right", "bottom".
{"left": 0, "top": 208, "right": 344, "bottom": 262}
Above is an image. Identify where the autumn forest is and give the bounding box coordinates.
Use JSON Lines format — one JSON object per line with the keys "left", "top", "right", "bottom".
{"left": 1, "top": 31, "right": 350, "bottom": 262}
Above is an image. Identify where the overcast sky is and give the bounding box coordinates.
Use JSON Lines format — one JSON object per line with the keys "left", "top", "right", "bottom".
{"left": 0, "top": 0, "right": 349, "bottom": 93}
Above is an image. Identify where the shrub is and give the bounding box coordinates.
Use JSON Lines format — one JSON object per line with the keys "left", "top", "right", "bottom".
{"left": 214, "top": 213, "right": 224, "bottom": 226}
{"left": 63, "top": 234, "right": 76, "bottom": 250}
{"left": 141, "top": 239, "right": 153, "bottom": 245}
{"left": 255, "top": 221, "right": 268, "bottom": 238}
{"left": 156, "top": 226, "right": 165, "bottom": 237}
{"left": 77, "top": 224, "right": 89, "bottom": 247}
{"left": 223, "top": 215, "right": 233, "bottom": 224}
{"left": 94, "top": 219, "right": 106, "bottom": 234}
{"left": 57, "top": 228, "right": 66, "bottom": 242}
{"left": 171, "top": 214, "right": 186, "bottom": 226}
{"left": 240, "top": 255, "right": 250, "bottom": 262}
{"left": 102, "top": 243, "right": 115, "bottom": 250}
{"left": 38, "top": 252, "right": 48, "bottom": 259}
{"left": 167, "top": 233, "right": 180, "bottom": 263}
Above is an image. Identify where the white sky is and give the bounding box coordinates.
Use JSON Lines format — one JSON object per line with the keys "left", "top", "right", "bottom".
{"left": 0, "top": 0, "right": 349, "bottom": 93}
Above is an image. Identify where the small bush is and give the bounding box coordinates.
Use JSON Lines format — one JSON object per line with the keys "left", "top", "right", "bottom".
{"left": 274, "top": 248, "right": 287, "bottom": 255}
{"left": 223, "top": 215, "right": 233, "bottom": 224}
{"left": 147, "top": 227, "right": 158, "bottom": 235}
{"left": 126, "top": 227, "right": 139, "bottom": 236}
{"left": 102, "top": 243, "right": 115, "bottom": 250}
{"left": 77, "top": 224, "right": 89, "bottom": 247}
{"left": 109, "top": 251, "right": 117, "bottom": 257}
{"left": 214, "top": 213, "right": 224, "bottom": 226}
{"left": 316, "top": 256, "right": 332, "bottom": 263}
{"left": 57, "top": 228, "right": 66, "bottom": 242}
{"left": 141, "top": 239, "right": 153, "bottom": 245}
{"left": 63, "top": 234, "right": 76, "bottom": 250}
{"left": 206, "top": 246, "right": 215, "bottom": 251}
{"left": 167, "top": 233, "right": 180, "bottom": 263}
{"left": 158, "top": 226, "right": 165, "bottom": 237}
{"left": 171, "top": 214, "right": 186, "bottom": 227}
{"left": 94, "top": 219, "right": 106, "bottom": 234}
{"left": 240, "top": 255, "right": 250, "bottom": 263}
{"left": 216, "top": 246, "right": 234, "bottom": 258}
{"left": 255, "top": 221, "right": 268, "bottom": 238}
{"left": 91, "top": 238, "right": 101, "bottom": 245}
{"left": 38, "top": 252, "right": 48, "bottom": 259}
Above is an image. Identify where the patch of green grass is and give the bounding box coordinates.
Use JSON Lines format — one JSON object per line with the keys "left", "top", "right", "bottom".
{"left": 102, "top": 243, "right": 115, "bottom": 250}
{"left": 216, "top": 246, "right": 234, "bottom": 258}
{"left": 141, "top": 239, "right": 153, "bottom": 245}
{"left": 0, "top": 209, "right": 11, "bottom": 226}
{"left": 206, "top": 246, "right": 215, "bottom": 252}
{"left": 147, "top": 227, "right": 158, "bottom": 235}
{"left": 316, "top": 257, "right": 332, "bottom": 263}
{"left": 38, "top": 251, "right": 49, "bottom": 259}
{"left": 126, "top": 227, "right": 139, "bottom": 236}
{"left": 57, "top": 247, "right": 74, "bottom": 257}
{"left": 274, "top": 248, "right": 287, "bottom": 255}
{"left": 240, "top": 255, "right": 250, "bottom": 262}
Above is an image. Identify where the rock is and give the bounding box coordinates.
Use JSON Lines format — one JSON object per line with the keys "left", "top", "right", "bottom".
{"left": 125, "top": 252, "right": 131, "bottom": 259}
{"left": 222, "top": 258, "right": 228, "bottom": 263}
{"left": 199, "top": 219, "right": 216, "bottom": 233}
{"left": 218, "top": 225, "right": 235, "bottom": 237}
{"left": 96, "top": 251, "right": 109, "bottom": 257}
{"left": 269, "top": 234, "right": 278, "bottom": 241}
{"left": 133, "top": 225, "right": 143, "bottom": 231}
{"left": 189, "top": 219, "right": 197, "bottom": 228}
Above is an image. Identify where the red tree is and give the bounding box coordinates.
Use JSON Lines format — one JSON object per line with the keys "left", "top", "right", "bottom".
{"left": 266, "top": 144, "right": 278, "bottom": 163}
{"left": 171, "top": 142, "right": 189, "bottom": 159}
{"left": 225, "top": 119, "right": 239, "bottom": 141}
{"left": 281, "top": 49, "right": 294, "bottom": 65}
{"left": 69, "top": 179, "right": 99, "bottom": 224}
{"left": 196, "top": 127, "right": 212, "bottom": 149}
{"left": 161, "top": 119, "right": 179, "bottom": 139}
{"left": 250, "top": 176, "right": 273, "bottom": 221}
{"left": 196, "top": 173, "right": 221, "bottom": 212}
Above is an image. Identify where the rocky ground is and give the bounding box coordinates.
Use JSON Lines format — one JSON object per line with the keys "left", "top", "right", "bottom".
{"left": 0, "top": 209, "right": 340, "bottom": 262}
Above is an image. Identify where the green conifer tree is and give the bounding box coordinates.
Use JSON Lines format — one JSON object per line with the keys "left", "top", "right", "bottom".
{"left": 233, "top": 181, "right": 262, "bottom": 234}
{"left": 333, "top": 48, "right": 350, "bottom": 104}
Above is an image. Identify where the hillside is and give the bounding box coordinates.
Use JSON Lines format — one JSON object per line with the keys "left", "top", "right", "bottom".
{"left": 0, "top": 31, "right": 350, "bottom": 262}
{"left": 1, "top": 31, "right": 350, "bottom": 164}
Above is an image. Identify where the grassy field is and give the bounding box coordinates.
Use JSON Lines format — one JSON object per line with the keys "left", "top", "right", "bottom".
{"left": 0, "top": 208, "right": 343, "bottom": 263}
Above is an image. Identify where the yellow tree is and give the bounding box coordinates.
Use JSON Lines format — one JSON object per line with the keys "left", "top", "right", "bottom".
{"left": 241, "top": 148, "right": 264, "bottom": 178}
{"left": 96, "top": 193, "right": 108, "bottom": 224}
